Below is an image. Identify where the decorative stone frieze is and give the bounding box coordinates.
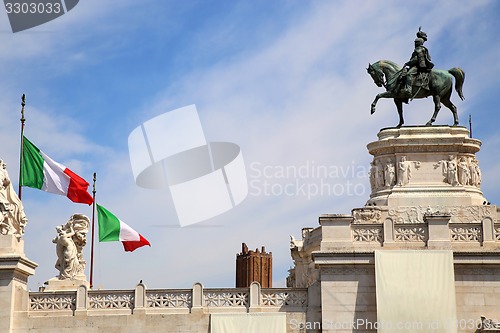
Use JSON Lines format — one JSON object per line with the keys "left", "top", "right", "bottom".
{"left": 352, "top": 207, "right": 382, "bottom": 224}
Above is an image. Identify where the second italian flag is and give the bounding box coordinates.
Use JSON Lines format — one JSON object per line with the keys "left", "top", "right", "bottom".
{"left": 97, "top": 204, "right": 151, "bottom": 252}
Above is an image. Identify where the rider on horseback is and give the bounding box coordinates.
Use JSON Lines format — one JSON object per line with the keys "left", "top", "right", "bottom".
{"left": 402, "top": 28, "right": 434, "bottom": 98}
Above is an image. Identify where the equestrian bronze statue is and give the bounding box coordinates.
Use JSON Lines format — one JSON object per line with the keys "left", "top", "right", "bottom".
{"left": 367, "top": 28, "right": 465, "bottom": 128}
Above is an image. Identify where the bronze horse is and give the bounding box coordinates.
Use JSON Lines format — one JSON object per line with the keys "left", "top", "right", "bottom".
{"left": 367, "top": 60, "right": 465, "bottom": 127}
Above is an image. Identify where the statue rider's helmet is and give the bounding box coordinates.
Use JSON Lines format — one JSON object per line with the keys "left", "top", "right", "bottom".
{"left": 416, "top": 29, "right": 428, "bottom": 42}
{"left": 414, "top": 38, "right": 424, "bottom": 47}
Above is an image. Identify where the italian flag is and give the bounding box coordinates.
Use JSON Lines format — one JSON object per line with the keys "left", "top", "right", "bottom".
{"left": 97, "top": 204, "right": 151, "bottom": 252}
{"left": 21, "top": 136, "right": 94, "bottom": 205}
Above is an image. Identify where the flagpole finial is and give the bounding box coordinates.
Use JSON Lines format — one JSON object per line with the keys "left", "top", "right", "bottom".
{"left": 93, "top": 172, "right": 96, "bottom": 195}
{"left": 20, "top": 94, "right": 26, "bottom": 123}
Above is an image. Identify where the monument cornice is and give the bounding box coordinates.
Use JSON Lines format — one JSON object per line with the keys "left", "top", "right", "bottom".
{"left": 368, "top": 126, "right": 481, "bottom": 156}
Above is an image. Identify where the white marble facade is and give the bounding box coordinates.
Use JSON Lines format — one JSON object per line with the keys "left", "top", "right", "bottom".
{"left": 289, "top": 126, "right": 500, "bottom": 333}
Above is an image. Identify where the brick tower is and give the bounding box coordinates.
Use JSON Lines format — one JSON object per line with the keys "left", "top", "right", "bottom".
{"left": 235, "top": 243, "right": 272, "bottom": 288}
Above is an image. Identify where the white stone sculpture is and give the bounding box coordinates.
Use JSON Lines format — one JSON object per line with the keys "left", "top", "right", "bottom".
{"left": 53, "top": 214, "right": 89, "bottom": 280}
{"left": 374, "top": 159, "right": 385, "bottom": 188}
{"left": 435, "top": 155, "right": 459, "bottom": 186}
{"left": 369, "top": 162, "right": 376, "bottom": 191}
{"left": 457, "top": 156, "right": 470, "bottom": 186}
{"left": 469, "top": 157, "right": 482, "bottom": 187}
{"left": 384, "top": 159, "right": 396, "bottom": 187}
{"left": 353, "top": 208, "right": 382, "bottom": 224}
{"left": 0, "top": 159, "right": 28, "bottom": 239}
{"left": 290, "top": 235, "right": 303, "bottom": 251}
{"left": 396, "top": 156, "right": 411, "bottom": 186}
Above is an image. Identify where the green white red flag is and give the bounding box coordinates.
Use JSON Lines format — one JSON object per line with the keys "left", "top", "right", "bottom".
{"left": 97, "top": 204, "right": 151, "bottom": 252}
{"left": 21, "top": 136, "right": 93, "bottom": 205}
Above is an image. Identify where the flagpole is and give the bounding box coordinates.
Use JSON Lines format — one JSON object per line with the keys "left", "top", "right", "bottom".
{"left": 18, "top": 94, "right": 26, "bottom": 199}
{"left": 90, "top": 172, "right": 96, "bottom": 289}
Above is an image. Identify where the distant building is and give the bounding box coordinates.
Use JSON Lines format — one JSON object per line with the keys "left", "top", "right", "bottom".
{"left": 236, "top": 243, "right": 272, "bottom": 288}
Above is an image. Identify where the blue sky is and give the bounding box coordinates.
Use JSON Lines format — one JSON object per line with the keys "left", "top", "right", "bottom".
{"left": 1, "top": 0, "right": 499, "bottom": 290}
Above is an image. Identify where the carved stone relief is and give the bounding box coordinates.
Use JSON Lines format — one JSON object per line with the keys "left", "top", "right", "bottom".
{"left": 388, "top": 205, "right": 493, "bottom": 224}
{"left": 369, "top": 161, "right": 376, "bottom": 192}
{"left": 352, "top": 208, "right": 382, "bottom": 224}
{"left": 457, "top": 156, "right": 470, "bottom": 186}
{"left": 469, "top": 157, "right": 482, "bottom": 187}
{"left": 369, "top": 156, "right": 420, "bottom": 190}
{"left": 384, "top": 158, "right": 396, "bottom": 187}
{"left": 434, "top": 155, "right": 482, "bottom": 188}
{"left": 396, "top": 155, "right": 420, "bottom": 186}
{"left": 375, "top": 159, "right": 385, "bottom": 188}
{"left": 389, "top": 206, "right": 428, "bottom": 224}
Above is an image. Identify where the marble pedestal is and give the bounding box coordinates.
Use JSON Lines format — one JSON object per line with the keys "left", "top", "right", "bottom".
{"left": 44, "top": 275, "right": 90, "bottom": 291}
{"left": 366, "top": 126, "right": 486, "bottom": 207}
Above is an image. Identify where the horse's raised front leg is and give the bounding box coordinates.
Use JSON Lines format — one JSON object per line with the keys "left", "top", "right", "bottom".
{"left": 371, "top": 91, "right": 393, "bottom": 115}
{"left": 426, "top": 95, "right": 441, "bottom": 126}
{"left": 394, "top": 99, "right": 404, "bottom": 128}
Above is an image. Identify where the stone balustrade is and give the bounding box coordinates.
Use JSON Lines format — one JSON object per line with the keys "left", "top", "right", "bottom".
{"left": 27, "top": 283, "right": 308, "bottom": 316}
